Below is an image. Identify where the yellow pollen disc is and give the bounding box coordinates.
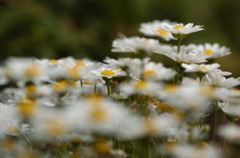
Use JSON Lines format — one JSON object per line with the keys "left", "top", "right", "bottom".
{"left": 49, "top": 59, "right": 58, "bottom": 64}
{"left": 95, "top": 142, "right": 110, "bottom": 154}
{"left": 25, "top": 65, "right": 40, "bottom": 77}
{"left": 90, "top": 107, "right": 106, "bottom": 121}
{"left": 164, "top": 84, "right": 177, "bottom": 92}
{"left": 143, "top": 70, "right": 156, "bottom": 77}
{"left": 25, "top": 85, "right": 37, "bottom": 94}
{"left": 45, "top": 119, "right": 66, "bottom": 136}
{"left": 173, "top": 24, "right": 184, "bottom": 30}
{"left": 2, "top": 139, "right": 16, "bottom": 151}
{"left": 156, "top": 103, "right": 175, "bottom": 113}
{"left": 53, "top": 81, "right": 68, "bottom": 91}
{"left": 156, "top": 29, "right": 169, "bottom": 35}
{"left": 100, "top": 69, "right": 115, "bottom": 77}
{"left": 144, "top": 118, "right": 157, "bottom": 134}
{"left": 201, "top": 86, "right": 213, "bottom": 96}
{"left": 201, "top": 66, "right": 208, "bottom": 71}
{"left": 7, "top": 126, "right": 19, "bottom": 134}
{"left": 135, "top": 81, "right": 147, "bottom": 89}
{"left": 73, "top": 60, "right": 86, "bottom": 69}
{"left": 17, "top": 97, "right": 36, "bottom": 117}
{"left": 204, "top": 49, "right": 213, "bottom": 55}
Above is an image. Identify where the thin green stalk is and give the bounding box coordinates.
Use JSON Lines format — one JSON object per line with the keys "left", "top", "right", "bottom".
{"left": 106, "top": 80, "right": 110, "bottom": 96}
{"left": 93, "top": 82, "right": 97, "bottom": 94}
{"left": 56, "top": 144, "right": 62, "bottom": 158}
{"left": 177, "top": 38, "right": 182, "bottom": 53}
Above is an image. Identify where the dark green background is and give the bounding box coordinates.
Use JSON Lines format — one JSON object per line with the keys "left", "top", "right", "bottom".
{"left": 0, "top": 0, "right": 239, "bottom": 74}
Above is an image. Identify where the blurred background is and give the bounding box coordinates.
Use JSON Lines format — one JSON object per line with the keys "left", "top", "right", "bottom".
{"left": 0, "top": 0, "right": 240, "bottom": 75}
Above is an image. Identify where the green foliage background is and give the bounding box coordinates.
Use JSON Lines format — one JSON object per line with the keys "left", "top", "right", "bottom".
{"left": 0, "top": 0, "right": 240, "bottom": 74}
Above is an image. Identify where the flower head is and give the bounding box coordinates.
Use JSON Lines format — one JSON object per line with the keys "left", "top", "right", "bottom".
{"left": 158, "top": 23, "right": 204, "bottom": 36}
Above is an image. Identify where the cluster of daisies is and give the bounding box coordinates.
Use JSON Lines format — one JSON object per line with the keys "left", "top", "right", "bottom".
{"left": 0, "top": 20, "right": 239, "bottom": 158}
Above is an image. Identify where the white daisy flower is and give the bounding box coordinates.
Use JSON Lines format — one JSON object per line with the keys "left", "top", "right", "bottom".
{"left": 3, "top": 58, "right": 46, "bottom": 81}
{"left": 155, "top": 45, "right": 207, "bottom": 64}
{"left": 219, "top": 124, "right": 240, "bottom": 143}
{"left": 104, "top": 57, "right": 142, "bottom": 79}
{"left": 181, "top": 63, "right": 220, "bottom": 73}
{"left": 158, "top": 23, "right": 204, "bottom": 36}
{"left": 143, "top": 61, "right": 176, "bottom": 81}
{"left": 111, "top": 36, "right": 160, "bottom": 54}
{"left": 139, "top": 20, "right": 176, "bottom": 41}
{"left": 158, "top": 143, "right": 220, "bottom": 158}
{"left": 119, "top": 80, "right": 162, "bottom": 95}
{"left": 218, "top": 101, "right": 240, "bottom": 117}
{"left": 196, "top": 43, "right": 231, "bottom": 59}
{"left": 203, "top": 72, "right": 240, "bottom": 88}
{"left": 91, "top": 67, "right": 126, "bottom": 79}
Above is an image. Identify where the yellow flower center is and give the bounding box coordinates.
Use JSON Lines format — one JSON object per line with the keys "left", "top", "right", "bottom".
{"left": 144, "top": 118, "right": 157, "bottom": 134}
{"left": 53, "top": 81, "right": 68, "bottom": 91}
{"left": 143, "top": 70, "right": 156, "bottom": 77}
{"left": 100, "top": 69, "right": 116, "bottom": 77}
{"left": 156, "top": 103, "right": 175, "bottom": 113}
{"left": 25, "top": 84, "right": 37, "bottom": 94}
{"left": 17, "top": 97, "right": 36, "bottom": 117}
{"left": 7, "top": 126, "right": 19, "bottom": 134}
{"left": 49, "top": 59, "right": 58, "bottom": 64}
{"left": 164, "top": 84, "right": 177, "bottom": 92}
{"left": 196, "top": 65, "right": 208, "bottom": 71}
{"left": 174, "top": 24, "right": 184, "bottom": 30}
{"left": 95, "top": 142, "right": 110, "bottom": 154}
{"left": 204, "top": 49, "right": 213, "bottom": 55}
{"left": 135, "top": 81, "right": 148, "bottom": 89}
{"left": 25, "top": 65, "right": 41, "bottom": 77}
{"left": 156, "top": 29, "right": 169, "bottom": 35}
{"left": 45, "top": 119, "right": 66, "bottom": 136}
{"left": 90, "top": 107, "right": 106, "bottom": 121}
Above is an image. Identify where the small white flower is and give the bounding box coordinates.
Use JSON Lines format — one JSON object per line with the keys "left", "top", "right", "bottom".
{"left": 158, "top": 23, "right": 204, "bottom": 35}
{"left": 219, "top": 124, "right": 240, "bottom": 143}
{"left": 111, "top": 36, "right": 160, "bottom": 54}
{"left": 195, "top": 43, "right": 231, "bottom": 59}
{"left": 155, "top": 45, "right": 207, "bottom": 64}
{"left": 139, "top": 20, "right": 176, "bottom": 41}
{"left": 91, "top": 67, "right": 126, "bottom": 79}
{"left": 143, "top": 61, "right": 176, "bottom": 81}
{"left": 203, "top": 72, "right": 240, "bottom": 88}
{"left": 181, "top": 63, "right": 220, "bottom": 73}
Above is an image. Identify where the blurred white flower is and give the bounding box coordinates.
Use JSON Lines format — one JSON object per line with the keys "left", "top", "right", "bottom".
{"left": 112, "top": 36, "right": 160, "bottom": 54}
{"left": 181, "top": 63, "right": 220, "bottom": 73}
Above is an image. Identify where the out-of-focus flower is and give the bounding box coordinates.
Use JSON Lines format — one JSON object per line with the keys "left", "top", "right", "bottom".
{"left": 219, "top": 124, "right": 240, "bottom": 144}
{"left": 181, "top": 63, "right": 220, "bottom": 73}
{"left": 203, "top": 72, "right": 240, "bottom": 88}
{"left": 111, "top": 36, "right": 160, "bottom": 54}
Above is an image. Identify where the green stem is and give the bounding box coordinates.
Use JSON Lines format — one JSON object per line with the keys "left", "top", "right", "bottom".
{"left": 56, "top": 144, "right": 62, "bottom": 158}
{"left": 93, "top": 82, "right": 97, "bottom": 94}
{"left": 213, "top": 102, "right": 219, "bottom": 142}
{"left": 177, "top": 38, "right": 182, "bottom": 53}
{"left": 106, "top": 80, "right": 110, "bottom": 96}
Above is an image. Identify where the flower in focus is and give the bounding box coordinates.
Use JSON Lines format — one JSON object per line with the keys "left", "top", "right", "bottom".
{"left": 158, "top": 23, "right": 204, "bottom": 36}
{"left": 139, "top": 20, "right": 176, "bottom": 41}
